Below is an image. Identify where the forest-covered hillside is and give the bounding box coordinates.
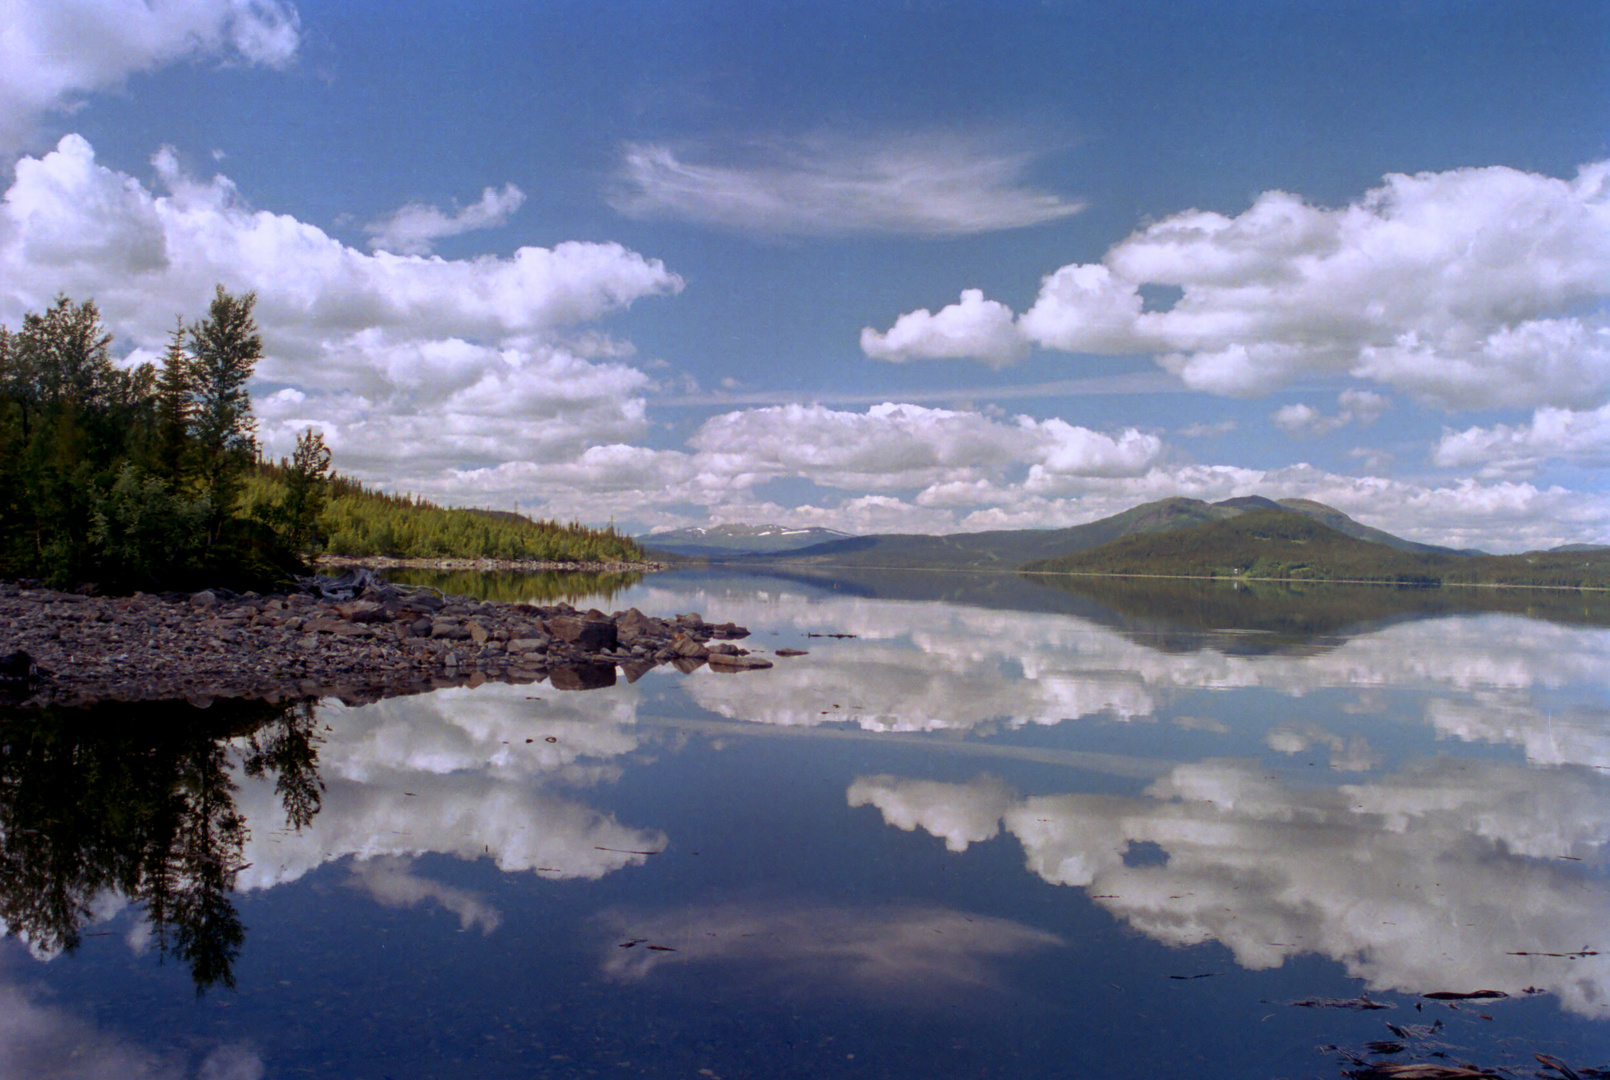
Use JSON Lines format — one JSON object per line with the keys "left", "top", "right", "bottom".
{"left": 1023, "top": 509, "right": 1610, "bottom": 588}
{"left": 244, "top": 470, "right": 645, "bottom": 564}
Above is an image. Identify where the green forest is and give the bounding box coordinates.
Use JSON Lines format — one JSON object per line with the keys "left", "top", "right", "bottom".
{"left": 243, "top": 469, "right": 644, "bottom": 564}
{"left": 0, "top": 289, "right": 645, "bottom": 592}
{"left": 1023, "top": 509, "right": 1610, "bottom": 589}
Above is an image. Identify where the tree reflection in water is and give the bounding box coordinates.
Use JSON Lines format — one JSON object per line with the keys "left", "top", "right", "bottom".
{"left": 0, "top": 697, "right": 323, "bottom": 991}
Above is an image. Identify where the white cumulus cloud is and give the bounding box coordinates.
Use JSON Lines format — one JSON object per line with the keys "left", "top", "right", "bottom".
{"left": 860, "top": 288, "right": 1028, "bottom": 368}
{"left": 865, "top": 162, "right": 1610, "bottom": 409}
{"left": 0, "top": 135, "right": 682, "bottom": 484}
{"left": 683, "top": 402, "right": 1162, "bottom": 494}
{"left": 1272, "top": 389, "right": 1390, "bottom": 436}
{"left": 0, "top": 0, "right": 299, "bottom": 153}
{"left": 1434, "top": 402, "right": 1610, "bottom": 477}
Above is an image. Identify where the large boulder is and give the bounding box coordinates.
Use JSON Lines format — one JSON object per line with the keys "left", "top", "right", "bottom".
{"left": 334, "top": 600, "right": 388, "bottom": 623}
{"left": 670, "top": 633, "right": 708, "bottom": 659}
{"left": 546, "top": 615, "right": 617, "bottom": 651}
{"left": 615, "top": 607, "right": 665, "bottom": 644}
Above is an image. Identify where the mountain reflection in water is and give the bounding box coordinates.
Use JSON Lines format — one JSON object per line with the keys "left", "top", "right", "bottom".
{"left": 3, "top": 571, "right": 1606, "bottom": 1077}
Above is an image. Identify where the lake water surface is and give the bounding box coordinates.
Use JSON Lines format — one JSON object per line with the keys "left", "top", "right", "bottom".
{"left": 4, "top": 570, "right": 1609, "bottom": 1078}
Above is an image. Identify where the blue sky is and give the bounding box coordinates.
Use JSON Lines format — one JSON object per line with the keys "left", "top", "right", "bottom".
{"left": 2, "top": 1, "right": 1607, "bottom": 549}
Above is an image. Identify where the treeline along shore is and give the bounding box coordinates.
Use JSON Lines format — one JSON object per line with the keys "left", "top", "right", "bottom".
{"left": 0, "top": 288, "right": 764, "bottom": 708}
{"left": 0, "top": 286, "right": 653, "bottom": 593}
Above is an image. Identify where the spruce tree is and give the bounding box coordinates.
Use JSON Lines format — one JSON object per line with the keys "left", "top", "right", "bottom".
{"left": 19, "top": 295, "right": 116, "bottom": 409}
{"left": 278, "top": 427, "right": 332, "bottom": 553}
{"left": 189, "top": 287, "right": 262, "bottom": 540}
{"left": 154, "top": 317, "right": 194, "bottom": 486}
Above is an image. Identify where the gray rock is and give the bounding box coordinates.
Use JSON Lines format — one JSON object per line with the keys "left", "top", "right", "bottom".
{"left": 546, "top": 615, "right": 617, "bottom": 651}
{"left": 1, "top": 581, "right": 764, "bottom": 707}
{"left": 671, "top": 633, "right": 709, "bottom": 659}
{"left": 334, "top": 600, "right": 388, "bottom": 623}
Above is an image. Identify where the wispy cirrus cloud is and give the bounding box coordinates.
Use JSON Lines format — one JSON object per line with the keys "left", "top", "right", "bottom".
{"left": 609, "top": 133, "right": 1084, "bottom": 237}
{"left": 365, "top": 183, "right": 526, "bottom": 255}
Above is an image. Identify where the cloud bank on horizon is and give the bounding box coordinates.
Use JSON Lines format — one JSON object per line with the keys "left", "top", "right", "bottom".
{"left": 1, "top": 0, "right": 1607, "bottom": 551}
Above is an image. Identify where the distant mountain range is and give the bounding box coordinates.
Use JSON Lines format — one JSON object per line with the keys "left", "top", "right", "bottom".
{"left": 1023, "top": 507, "right": 1610, "bottom": 589}
{"left": 647, "top": 496, "right": 1472, "bottom": 571}
{"left": 638, "top": 496, "right": 1610, "bottom": 588}
{"left": 636, "top": 523, "right": 853, "bottom": 557}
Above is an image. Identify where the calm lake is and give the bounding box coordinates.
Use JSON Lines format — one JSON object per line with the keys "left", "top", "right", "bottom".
{"left": 4, "top": 569, "right": 1609, "bottom": 1078}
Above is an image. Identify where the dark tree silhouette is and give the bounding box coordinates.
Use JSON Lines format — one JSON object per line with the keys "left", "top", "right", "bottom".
{"left": 0, "top": 697, "right": 324, "bottom": 992}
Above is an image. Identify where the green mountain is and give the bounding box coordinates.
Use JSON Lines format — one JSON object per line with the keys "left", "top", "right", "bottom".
{"left": 1023, "top": 508, "right": 1610, "bottom": 589}
{"left": 733, "top": 495, "right": 1457, "bottom": 571}
{"left": 1268, "top": 498, "right": 1476, "bottom": 555}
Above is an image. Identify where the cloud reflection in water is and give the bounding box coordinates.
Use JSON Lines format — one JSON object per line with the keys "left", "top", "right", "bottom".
{"left": 662, "top": 585, "right": 1610, "bottom": 771}
{"left": 0, "top": 980, "right": 263, "bottom": 1080}
{"left": 599, "top": 903, "right": 1064, "bottom": 1002}
{"left": 233, "top": 683, "right": 665, "bottom": 892}
{"left": 850, "top": 760, "right": 1610, "bottom": 1016}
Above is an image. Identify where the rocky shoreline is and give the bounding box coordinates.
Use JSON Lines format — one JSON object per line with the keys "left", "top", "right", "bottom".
{"left": 316, "top": 555, "right": 666, "bottom": 573}
{"left": 0, "top": 576, "right": 777, "bottom": 709}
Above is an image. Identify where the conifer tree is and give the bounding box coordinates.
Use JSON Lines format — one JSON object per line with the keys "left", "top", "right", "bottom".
{"left": 154, "top": 317, "right": 193, "bottom": 485}
{"left": 18, "top": 295, "right": 116, "bottom": 408}
{"left": 189, "top": 287, "right": 262, "bottom": 539}
{"left": 278, "top": 427, "right": 331, "bottom": 552}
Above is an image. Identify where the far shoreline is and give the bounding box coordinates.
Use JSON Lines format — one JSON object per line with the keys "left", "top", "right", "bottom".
{"left": 724, "top": 558, "right": 1610, "bottom": 593}
{"left": 316, "top": 555, "right": 667, "bottom": 573}
{"left": 1015, "top": 568, "right": 1610, "bottom": 592}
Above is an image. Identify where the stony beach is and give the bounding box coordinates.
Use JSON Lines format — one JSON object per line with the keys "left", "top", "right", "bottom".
{"left": 315, "top": 555, "right": 667, "bottom": 573}
{"left": 0, "top": 577, "right": 774, "bottom": 709}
